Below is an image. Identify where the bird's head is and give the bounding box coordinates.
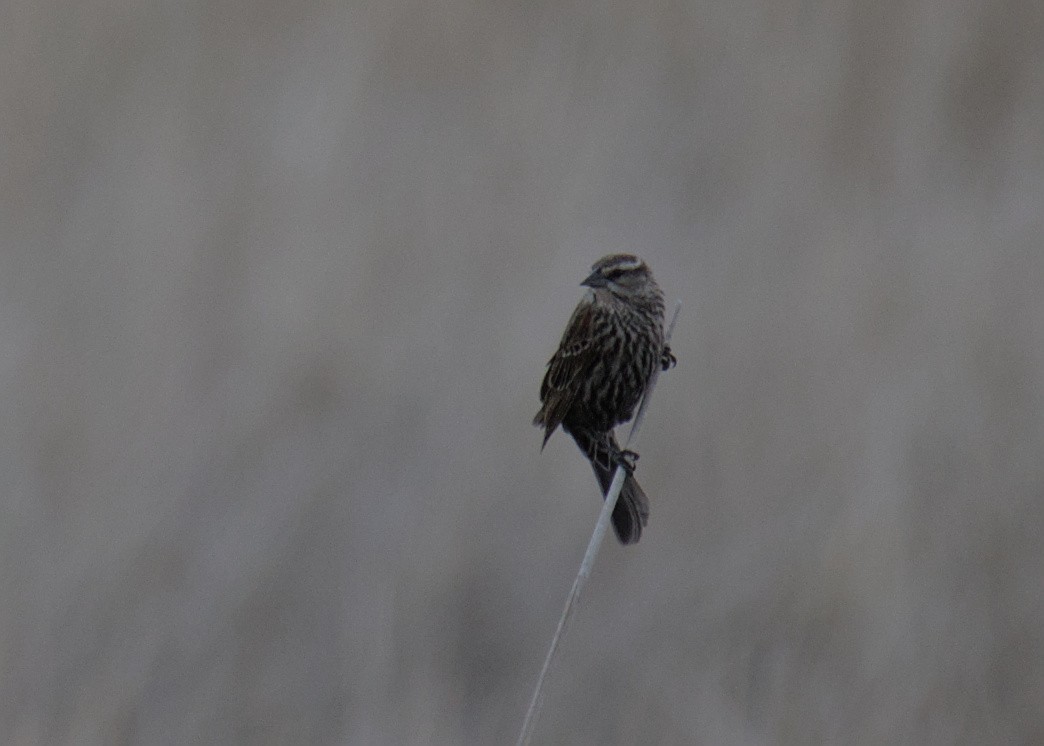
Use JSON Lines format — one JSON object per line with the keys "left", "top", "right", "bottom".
{"left": 581, "top": 254, "right": 656, "bottom": 298}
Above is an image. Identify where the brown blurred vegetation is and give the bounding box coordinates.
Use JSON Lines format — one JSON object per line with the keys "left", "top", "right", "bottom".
{"left": 2, "top": 1, "right": 1042, "bottom": 743}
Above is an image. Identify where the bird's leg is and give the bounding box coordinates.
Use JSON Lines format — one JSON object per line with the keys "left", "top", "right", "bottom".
{"left": 579, "top": 432, "right": 640, "bottom": 474}
{"left": 661, "top": 344, "right": 677, "bottom": 371}
{"left": 580, "top": 433, "right": 614, "bottom": 472}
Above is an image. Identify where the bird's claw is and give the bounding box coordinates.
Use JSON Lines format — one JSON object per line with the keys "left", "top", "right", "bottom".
{"left": 661, "top": 345, "right": 677, "bottom": 371}
{"left": 615, "top": 449, "right": 640, "bottom": 473}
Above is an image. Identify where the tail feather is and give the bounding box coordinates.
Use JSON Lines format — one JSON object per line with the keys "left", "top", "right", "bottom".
{"left": 566, "top": 426, "right": 650, "bottom": 544}
{"left": 590, "top": 458, "right": 650, "bottom": 545}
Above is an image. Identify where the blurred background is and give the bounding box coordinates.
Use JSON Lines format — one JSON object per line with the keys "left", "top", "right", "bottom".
{"left": 2, "top": 0, "right": 1043, "bottom": 743}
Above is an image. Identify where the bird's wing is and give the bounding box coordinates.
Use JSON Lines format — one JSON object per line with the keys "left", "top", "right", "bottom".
{"left": 534, "top": 298, "right": 601, "bottom": 446}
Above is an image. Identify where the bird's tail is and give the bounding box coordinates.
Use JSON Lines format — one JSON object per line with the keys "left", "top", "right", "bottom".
{"left": 566, "top": 428, "right": 650, "bottom": 545}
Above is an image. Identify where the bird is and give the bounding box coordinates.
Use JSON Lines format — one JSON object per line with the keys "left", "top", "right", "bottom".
{"left": 534, "top": 254, "right": 675, "bottom": 544}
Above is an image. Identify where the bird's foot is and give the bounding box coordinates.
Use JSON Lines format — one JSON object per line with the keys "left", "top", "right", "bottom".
{"left": 661, "top": 345, "right": 677, "bottom": 371}
{"left": 614, "top": 449, "right": 640, "bottom": 474}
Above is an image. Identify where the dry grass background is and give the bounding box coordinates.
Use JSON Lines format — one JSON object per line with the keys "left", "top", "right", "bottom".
{"left": 2, "top": 1, "right": 1043, "bottom": 743}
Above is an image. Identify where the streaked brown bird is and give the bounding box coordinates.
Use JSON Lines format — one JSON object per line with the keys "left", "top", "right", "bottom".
{"left": 534, "top": 254, "right": 675, "bottom": 544}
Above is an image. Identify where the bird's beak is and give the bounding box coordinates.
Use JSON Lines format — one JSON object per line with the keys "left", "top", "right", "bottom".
{"left": 580, "top": 271, "right": 607, "bottom": 288}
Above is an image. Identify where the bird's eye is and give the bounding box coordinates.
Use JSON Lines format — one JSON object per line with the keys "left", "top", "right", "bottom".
{"left": 606, "top": 269, "right": 625, "bottom": 280}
